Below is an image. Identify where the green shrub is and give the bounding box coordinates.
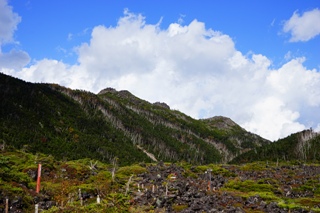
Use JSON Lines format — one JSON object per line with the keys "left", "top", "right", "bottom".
{"left": 117, "top": 164, "right": 147, "bottom": 177}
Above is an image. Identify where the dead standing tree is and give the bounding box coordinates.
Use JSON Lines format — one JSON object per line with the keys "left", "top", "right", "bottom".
{"left": 111, "top": 157, "right": 118, "bottom": 183}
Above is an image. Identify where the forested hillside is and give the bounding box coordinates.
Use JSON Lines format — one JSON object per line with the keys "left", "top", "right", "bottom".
{"left": 0, "top": 72, "right": 269, "bottom": 165}
{"left": 231, "top": 129, "right": 320, "bottom": 163}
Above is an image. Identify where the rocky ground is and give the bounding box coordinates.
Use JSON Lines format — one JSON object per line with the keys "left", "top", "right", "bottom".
{"left": 130, "top": 162, "right": 320, "bottom": 212}
{"left": 1, "top": 161, "right": 320, "bottom": 212}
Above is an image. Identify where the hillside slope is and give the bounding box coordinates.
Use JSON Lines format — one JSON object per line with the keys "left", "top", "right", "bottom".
{"left": 231, "top": 129, "right": 320, "bottom": 163}
{"left": 1, "top": 72, "right": 269, "bottom": 165}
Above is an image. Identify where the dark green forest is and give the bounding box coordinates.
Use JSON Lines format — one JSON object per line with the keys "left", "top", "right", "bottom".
{"left": 1, "top": 72, "right": 270, "bottom": 166}
{"left": 231, "top": 129, "right": 320, "bottom": 163}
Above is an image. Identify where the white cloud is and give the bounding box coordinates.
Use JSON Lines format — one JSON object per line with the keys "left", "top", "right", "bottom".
{"left": 284, "top": 51, "right": 292, "bottom": 61}
{"left": 0, "top": 0, "right": 30, "bottom": 70}
{"left": 283, "top": 8, "right": 320, "bottom": 42}
{"left": 2, "top": 10, "right": 320, "bottom": 141}
{"left": 270, "top": 18, "right": 276, "bottom": 27}
{"left": 0, "top": 49, "right": 30, "bottom": 70}
{"left": 315, "top": 124, "right": 320, "bottom": 133}
{"left": 242, "top": 97, "right": 305, "bottom": 141}
{"left": 67, "top": 33, "right": 73, "bottom": 41}
{"left": 0, "top": 0, "right": 21, "bottom": 45}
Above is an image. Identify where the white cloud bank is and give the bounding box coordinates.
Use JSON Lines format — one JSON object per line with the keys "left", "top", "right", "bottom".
{"left": 283, "top": 8, "right": 320, "bottom": 42}
{"left": 1, "top": 9, "right": 320, "bottom": 141}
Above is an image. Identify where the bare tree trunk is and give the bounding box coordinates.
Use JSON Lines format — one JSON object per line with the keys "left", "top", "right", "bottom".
{"left": 111, "top": 157, "right": 118, "bottom": 182}
{"left": 125, "top": 175, "right": 134, "bottom": 195}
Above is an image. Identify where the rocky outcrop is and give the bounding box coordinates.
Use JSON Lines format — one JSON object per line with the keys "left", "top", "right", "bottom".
{"left": 153, "top": 102, "right": 170, "bottom": 109}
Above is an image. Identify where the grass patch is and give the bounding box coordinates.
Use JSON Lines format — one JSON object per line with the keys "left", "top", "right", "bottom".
{"left": 172, "top": 204, "right": 188, "bottom": 212}
{"left": 117, "top": 164, "right": 147, "bottom": 177}
{"left": 224, "top": 179, "right": 275, "bottom": 193}
{"left": 240, "top": 162, "right": 269, "bottom": 171}
{"left": 278, "top": 199, "right": 302, "bottom": 210}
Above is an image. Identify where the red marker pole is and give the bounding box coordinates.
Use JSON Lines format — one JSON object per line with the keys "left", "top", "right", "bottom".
{"left": 36, "top": 164, "right": 42, "bottom": 193}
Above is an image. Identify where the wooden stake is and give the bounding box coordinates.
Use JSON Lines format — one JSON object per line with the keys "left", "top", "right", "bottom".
{"left": 97, "top": 195, "right": 101, "bottom": 204}
{"left": 35, "top": 204, "right": 39, "bottom": 213}
{"left": 5, "top": 198, "right": 8, "bottom": 213}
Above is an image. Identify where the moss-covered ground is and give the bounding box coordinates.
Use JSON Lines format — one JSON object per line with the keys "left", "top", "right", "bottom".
{"left": 1, "top": 150, "right": 319, "bottom": 212}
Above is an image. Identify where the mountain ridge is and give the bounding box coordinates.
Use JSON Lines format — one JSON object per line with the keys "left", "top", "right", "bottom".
{"left": 1, "top": 72, "right": 271, "bottom": 165}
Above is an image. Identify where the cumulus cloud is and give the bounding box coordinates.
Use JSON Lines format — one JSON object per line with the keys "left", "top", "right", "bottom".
{"left": 283, "top": 8, "right": 320, "bottom": 42}
{"left": 0, "top": 49, "right": 30, "bottom": 70}
{"left": 0, "top": 0, "right": 21, "bottom": 45}
{"left": 0, "top": 0, "right": 30, "bottom": 69}
{"left": 2, "top": 10, "right": 320, "bottom": 141}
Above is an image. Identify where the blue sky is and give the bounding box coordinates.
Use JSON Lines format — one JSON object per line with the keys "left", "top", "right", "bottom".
{"left": 1, "top": 0, "right": 320, "bottom": 141}
{"left": 6, "top": 0, "right": 320, "bottom": 68}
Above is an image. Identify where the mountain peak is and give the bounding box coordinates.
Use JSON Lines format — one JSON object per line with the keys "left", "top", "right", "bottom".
{"left": 98, "top": 87, "right": 117, "bottom": 95}
{"left": 153, "top": 102, "right": 170, "bottom": 109}
{"left": 202, "top": 116, "right": 241, "bottom": 131}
